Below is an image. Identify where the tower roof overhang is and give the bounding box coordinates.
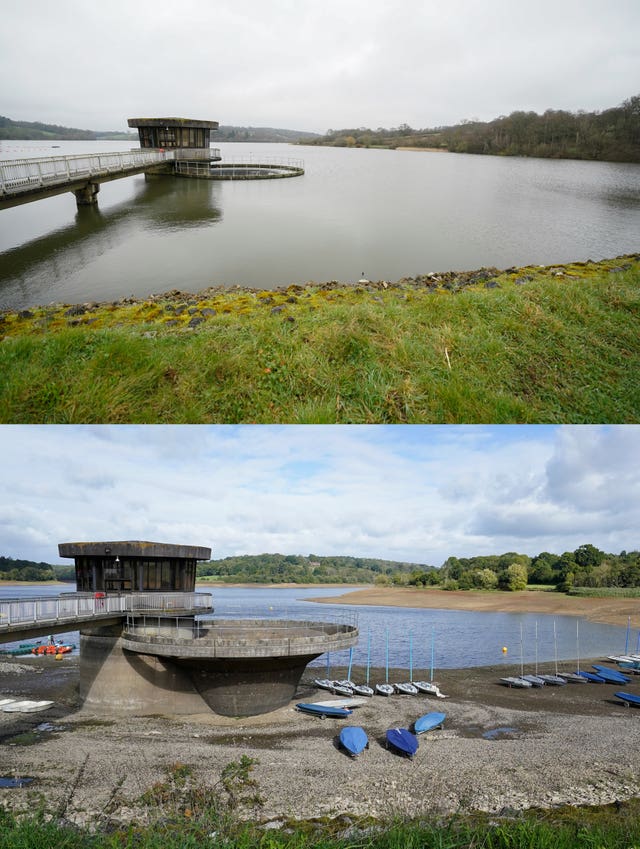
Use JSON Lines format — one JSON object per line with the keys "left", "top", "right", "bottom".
{"left": 58, "top": 541, "right": 211, "bottom": 560}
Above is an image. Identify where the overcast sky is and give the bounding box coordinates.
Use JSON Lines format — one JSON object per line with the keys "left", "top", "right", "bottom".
{"left": 1, "top": 425, "right": 638, "bottom": 567}
{"left": 1, "top": 1, "right": 638, "bottom": 133}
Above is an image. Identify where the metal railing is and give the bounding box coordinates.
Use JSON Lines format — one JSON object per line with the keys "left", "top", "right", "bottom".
{"left": 174, "top": 156, "right": 304, "bottom": 179}
{"left": 122, "top": 614, "right": 358, "bottom": 657}
{"left": 0, "top": 149, "right": 175, "bottom": 197}
{"left": 0, "top": 592, "right": 212, "bottom": 630}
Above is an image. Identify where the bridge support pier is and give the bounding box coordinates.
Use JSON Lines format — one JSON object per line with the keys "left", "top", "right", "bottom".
{"left": 74, "top": 181, "right": 100, "bottom": 207}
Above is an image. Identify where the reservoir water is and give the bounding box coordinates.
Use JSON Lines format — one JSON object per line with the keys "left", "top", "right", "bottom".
{"left": 0, "top": 584, "right": 630, "bottom": 672}
{"left": 1, "top": 141, "right": 639, "bottom": 311}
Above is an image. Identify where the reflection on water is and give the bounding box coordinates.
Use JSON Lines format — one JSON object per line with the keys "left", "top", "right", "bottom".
{"left": 1, "top": 141, "right": 639, "bottom": 310}
{"left": 0, "top": 175, "right": 222, "bottom": 308}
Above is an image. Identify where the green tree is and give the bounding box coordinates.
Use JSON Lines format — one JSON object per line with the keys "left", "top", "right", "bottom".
{"left": 503, "top": 563, "right": 528, "bottom": 592}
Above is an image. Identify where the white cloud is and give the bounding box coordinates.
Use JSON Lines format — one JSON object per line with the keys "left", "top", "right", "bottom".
{"left": 1, "top": 425, "right": 638, "bottom": 567}
{"left": 0, "top": 1, "right": 637, "bottom": 132}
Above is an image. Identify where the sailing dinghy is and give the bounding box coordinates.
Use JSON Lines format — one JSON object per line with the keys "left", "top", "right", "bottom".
{"left": 577, "top": 670, "right": 606, "bottom": 683}
{"left": 394, "top": 682, "right": 419, "bottom": 695}
{"left": 295, "top": 703, "right": 352, "bottom": 718}
{"left": 414, "top": 712, "right": 446, "bottom": 734}
{"left": 592, "top": 665, "right": 631, "bottom": 684}
{"left": 339, "top": 726, "right": 369, "bottom": 757}
{"left": 386, "top": 727, "right": 419, "bottom": 758}
{"left": 614, "top": 691, "right": 640, "bottom": 707}
{"left": 413, "top": 680, "right": 447, "bottom": 698}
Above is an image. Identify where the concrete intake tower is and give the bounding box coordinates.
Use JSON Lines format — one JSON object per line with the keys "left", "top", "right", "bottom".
{"left": 59, "top": 541, "right": 358, "bottom": 717}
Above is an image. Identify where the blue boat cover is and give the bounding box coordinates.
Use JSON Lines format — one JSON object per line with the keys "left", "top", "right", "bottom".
{"left": 386, "top": 727, "right": 419, "bottom": 756}
{"left": 614, "top": 691, "right": 640, "bottom": 707}
{"left": 576, "top": 670, "right": 606, "bottom": 682}
{"left": 414, "top": 712, "right": 446, "bottom": 734}
{"left": 339, "top": 726, "right": 369, "bottom": 756}
{"left": 296, "top": 702, "right": 352, "bottom": 718}
{"left": 592, "top": 665, "right": 631, "bottom": 683}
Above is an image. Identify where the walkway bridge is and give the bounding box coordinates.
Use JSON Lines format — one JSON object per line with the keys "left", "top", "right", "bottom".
{"left": 0, "top": 148, "right": 221, "bottom": 211}
{"left": 0, "top": 591, "right": 213, "bottom": 644}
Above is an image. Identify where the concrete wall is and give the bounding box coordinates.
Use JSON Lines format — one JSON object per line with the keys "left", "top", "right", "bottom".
{"left": 79, "top": 627, "right": 208, "bottom": 715}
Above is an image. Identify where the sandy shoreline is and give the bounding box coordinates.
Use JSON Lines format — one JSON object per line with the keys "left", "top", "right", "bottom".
{"left": 309, "top": 586, "right": 640, "bottom": 628}
{"left": 2, "top": 652, "right": 640, "bottom": 828}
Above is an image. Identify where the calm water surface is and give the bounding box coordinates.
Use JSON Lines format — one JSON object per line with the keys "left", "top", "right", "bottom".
{"left": 1, "top": 584, "right": 630, "bottom": 671}
{"left": 1, "top": 140, "right": 639, "bottom": 310}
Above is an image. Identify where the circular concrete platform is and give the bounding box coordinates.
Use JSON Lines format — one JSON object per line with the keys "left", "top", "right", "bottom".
{"left": 87, "top": 618, "right": 358, "bottom": 717}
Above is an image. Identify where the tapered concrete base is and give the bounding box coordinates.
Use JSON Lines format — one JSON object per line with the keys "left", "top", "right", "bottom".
{"left": 175, "top": 655, "right": 320, "bottom": 717}
{"left": 79, "top": 630, "right": 209, "bottom": 714}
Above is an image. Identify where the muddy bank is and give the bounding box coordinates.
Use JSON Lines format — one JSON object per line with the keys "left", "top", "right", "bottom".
{"left": 1, "top": 654, "right": 640, "bottom": 828}
{"left": 309, "top": 586, "right": 640, "bottom": 628}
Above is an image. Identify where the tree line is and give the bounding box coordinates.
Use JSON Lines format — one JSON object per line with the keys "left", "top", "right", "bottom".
{"left": 300, "top": 94, "right": 640, "bottom": 163}
{"left": 0, "top": 556, "right": 74, "bottom": 582}
{"left": 3, "top": 545, "right": 640, "bottom": 593}
{"left": 196, "top": 553, "right": 427, "bottom": 585}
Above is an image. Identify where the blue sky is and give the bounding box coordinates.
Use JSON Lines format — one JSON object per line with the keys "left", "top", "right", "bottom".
{"left": 1, "top": 425, "right": 637, "bottom": 566}
{"left": 1, "top": 1, "right": 638, "bottom": 133}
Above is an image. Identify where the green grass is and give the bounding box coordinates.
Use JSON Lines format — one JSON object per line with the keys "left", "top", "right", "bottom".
{"left": 569, "top": 586, "right": 640, "bottom": 598}
{"left": 3, "top": 804, "right": 640, "bottom": 849}
{"left": 1, "top": 255, "right": 638, "bottom": 423}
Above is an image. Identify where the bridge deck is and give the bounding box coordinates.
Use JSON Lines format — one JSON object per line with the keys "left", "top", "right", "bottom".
{"left": 0, "top": 148, "right": 220, "bottom": 210}
{"left": 0, "top": 591, "right": 213, "bottom": 643}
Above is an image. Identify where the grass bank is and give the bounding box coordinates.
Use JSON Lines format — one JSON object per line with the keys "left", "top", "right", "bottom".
{"left": 1, "top": 255, "right": 638, "bottom": 423}
{"left": 3, "top": 804, "right": 640, "bottom": 849}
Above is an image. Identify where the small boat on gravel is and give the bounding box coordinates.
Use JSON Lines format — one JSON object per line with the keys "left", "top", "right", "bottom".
{"left": 351, "top": 683, "right": 374, "bottom": 697}
{"left": 592, "top": 665, "right": 631, "bottom": 684}
{"left": 1, "top": 699, "right": 54, "bottom": 712}
{"left": 537, "top": 674, "right": 567, "bottom": 686}
{"left": 375, "top": 683, "right": 395, "bottom": 697}
{"left": 520, "top": 674, "right": 546, "bottom": 687}
{"left": 308, "top": 698, "right": 367, "bottom": 709}
{"left": 414, "top": 711, "right": 446, "bottom": 734}
{"left": 339, "top": 726, "right": 369, "bottom": 757}
{"left": 614, "top": 691, "right": 640, "bottom": 707}
{"left": 394, "top": 682, "right": 419, "bottom": 695}
{"left": 577, "top": 670, "right": 606, "bottom": 683}
{"left": 558, "top": 672, "right": 588, "bottom": 683}
{"left": 413, "top": 680, "right": 447, "bottom": 698}
{"left": 295, "top": 702, "right": 353, "bottom": 719}
{"left": 331, "top": 680, "right": 355, "bottom": 696}
{"left": 313, "top": 678, "right": 335, "bottom": 692}
{"left": 499, "top": 676, "right": 532, "bottom": 688}
{"left": 386, "top": 727, "right": 419, "bottom": 758}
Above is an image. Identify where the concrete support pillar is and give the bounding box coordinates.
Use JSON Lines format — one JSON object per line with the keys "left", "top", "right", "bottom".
{"left": 74, "top": 181, "right": 100, "bottom": 207}
{"left": 79, "top": 628, "right": 209, "bottom": 715}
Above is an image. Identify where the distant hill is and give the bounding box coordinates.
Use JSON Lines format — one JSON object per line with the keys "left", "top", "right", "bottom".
{"left": 0, "top": 116, "right": 318, "bottom": 143}
{"left": 0, "top": 555, "right": 74, "bottom": 582}
{"left": 216, "top": 125, "right": 319, "bottom": 143}
{"left": 197, "top": 553, "right": 432, "bottom": 584}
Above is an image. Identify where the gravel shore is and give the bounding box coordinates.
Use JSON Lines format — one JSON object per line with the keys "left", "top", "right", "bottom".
{"left": 2, "top": 654, "right": 640, "bottom": 829}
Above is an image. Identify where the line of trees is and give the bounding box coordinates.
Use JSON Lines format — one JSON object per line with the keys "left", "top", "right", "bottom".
{"left": 301, "top": 94, "right": 640, "bottom": 163}
{"left": 3, "top": 544, "right": 640, "bottom": 592}
{"left": 401, "top": 544, "right": 640, "bottom": 593}
{"left": 0, "top": 557, "right": 76, "bottom": 582}
{"left": 196, "top": 553, "right": 431, "bottom": 585}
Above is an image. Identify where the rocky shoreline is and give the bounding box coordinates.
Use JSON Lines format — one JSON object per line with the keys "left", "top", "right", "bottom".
{"left": 1, "top": 655, "right": 640, "bottom": 829}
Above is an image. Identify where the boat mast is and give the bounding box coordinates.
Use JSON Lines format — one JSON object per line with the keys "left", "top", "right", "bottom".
{"left": 347, "top": 646, "right": 353, "bottom": 682}
{"left": 409, "top": 632, "right": 413, "bottom": 683}
{"left": 366, "top": 630, "right": 371, "bottom": 685}
{"left": 430, "top": 627, "right": 435, "bottom": 682}
{"left": 385, "top": 628, "right": 389, "bottom": 683}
